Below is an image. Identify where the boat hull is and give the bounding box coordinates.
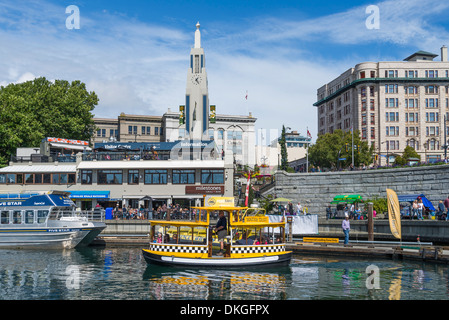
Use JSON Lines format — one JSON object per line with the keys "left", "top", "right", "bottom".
{"left": 142, "top": 249, "right": 292, "bottom": 268}
{"left": 0, "top": 224, "right": 106, "bottom": 249}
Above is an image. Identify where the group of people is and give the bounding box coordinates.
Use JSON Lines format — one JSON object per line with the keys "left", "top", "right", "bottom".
{"left": 112, "top": 202, "right": 195, "bottom": 220}
{"left": 282, "top": 201, "right": 308, "bottom": 215}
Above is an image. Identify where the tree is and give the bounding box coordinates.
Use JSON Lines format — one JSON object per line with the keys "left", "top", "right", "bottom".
{"left": 308, "top": 129, "right": 373, "bottom": 170}
{"left": 0, "top": 77, "right": 98, "bottom": 166}
{"left": 394, "top": 146, "right": 421, "bottom": 166}
{"left": 279, "top": 125, "right": 288, "bottom": 171}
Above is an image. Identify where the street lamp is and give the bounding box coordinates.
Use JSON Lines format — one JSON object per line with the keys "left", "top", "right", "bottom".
{"left": 443, "top": 114, "right": 448, "bottom": 161}
{"left": 381, "top": 141, "right": 389, "bottom": 166}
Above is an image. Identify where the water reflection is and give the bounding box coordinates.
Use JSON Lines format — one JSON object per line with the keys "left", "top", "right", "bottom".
{"left": 142, "top": 265, "right": 291, "bottom": 300}
{"left": 0, "top": 248, "right": 449, "bottom": 300}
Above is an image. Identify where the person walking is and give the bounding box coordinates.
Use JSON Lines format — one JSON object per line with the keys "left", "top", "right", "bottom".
{"left": 326, "top": 205, "right": 332, "bottom": 220}
{"left": 296, "top": 202, "right": 303, "bottom": 215}
{"left": 444, "top": 196, "right": 449, "bottom": 221}
{"left": 412, "top": 200, "right": 418, "bottom": 220}
{"left": 342, "top": 214, "right": 350, "bottom": 245}
{"left": 417, "top": 198, "right": 424, "bottom": 220}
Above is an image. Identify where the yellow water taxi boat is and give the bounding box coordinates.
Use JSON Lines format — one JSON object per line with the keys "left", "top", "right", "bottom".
{"left": 142, "top": 206, "right": 292, "bottom": 267}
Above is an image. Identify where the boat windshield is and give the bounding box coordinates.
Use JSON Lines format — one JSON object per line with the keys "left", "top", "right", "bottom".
{"left": 48, "top": 207, "right": 76, "bottom": 220}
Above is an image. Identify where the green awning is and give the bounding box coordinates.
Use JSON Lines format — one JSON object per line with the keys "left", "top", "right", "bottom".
{"left": 330, "top": 194, "right": 363, "bottom": 204}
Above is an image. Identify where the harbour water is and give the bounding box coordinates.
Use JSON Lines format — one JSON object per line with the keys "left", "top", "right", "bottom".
{"left": 0, "top": 246, "right": 448, "bottom": 301}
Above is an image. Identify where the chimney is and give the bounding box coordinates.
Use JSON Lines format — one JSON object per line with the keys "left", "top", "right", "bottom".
{"left": 441, "top": 45, "right": 448, "bottom": 62}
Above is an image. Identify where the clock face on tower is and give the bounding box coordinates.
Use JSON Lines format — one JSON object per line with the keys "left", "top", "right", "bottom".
{"left": 191, "top": 75, "right": 202, "bottom": 85}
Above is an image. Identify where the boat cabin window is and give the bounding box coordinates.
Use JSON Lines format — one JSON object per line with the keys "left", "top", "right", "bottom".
{"left": 13, "top": 210, "right": 22, "bottom": 224}
{"left": 151, "top": 224, "right": 207, "bottom": 245}
{"left": 232, "top": 226, "right": 285, "bottom": 245}
{"left": 1, "top": 211, "right": 9, "bottom": 224}
{"left": 37, "top": 210, "right": 49, "bottom": 224}
{"left": 25, "top": 210, "right": 35, "bottom": 224}
{"left": 196, "top": 209, "right": 209, "bottom": 223}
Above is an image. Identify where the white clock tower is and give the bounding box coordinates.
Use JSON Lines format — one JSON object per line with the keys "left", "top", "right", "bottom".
{"left": 185, "top": 22, "right": 209, "bottom": 141}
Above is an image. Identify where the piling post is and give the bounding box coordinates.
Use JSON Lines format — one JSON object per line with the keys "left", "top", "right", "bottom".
{"left": 367, "top": 202, "right": 374, "bottom": 241}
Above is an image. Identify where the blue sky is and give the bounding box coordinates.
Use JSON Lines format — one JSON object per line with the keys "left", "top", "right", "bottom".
{"left": 1, "top": 0, "right": 449, "bottom": 143}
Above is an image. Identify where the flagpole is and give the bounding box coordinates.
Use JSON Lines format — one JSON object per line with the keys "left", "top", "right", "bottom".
{"left": 306, "top": 127, "right": 309, "bottom": 173}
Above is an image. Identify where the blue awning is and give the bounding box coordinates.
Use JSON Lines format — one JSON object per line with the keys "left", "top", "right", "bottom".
{"left": 397, "top": 194, "right": 435, "bottom": 211}
{"left": 68, "top": 191, "right": 110, "bottom": 199}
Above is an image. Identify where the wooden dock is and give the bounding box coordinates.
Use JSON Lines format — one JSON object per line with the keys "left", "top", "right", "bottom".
{"left": 286, "top": 242, "right": 449, "bottom": 264}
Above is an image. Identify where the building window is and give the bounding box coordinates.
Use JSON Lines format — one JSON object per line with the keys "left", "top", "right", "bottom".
{"left": 385, "top": 84, "right": 398, "bottom": 93}
{"left": 425, "top": 85, "right": 438, "bottom": 94}
{"left": 425, "top": 70, "right": 438, "bottom": 78}
{"left": 98, "top": 170, "right": 123, "bottom": 184}
{"left": 201, "top": 169, "right": 224, "bottom": 184}
{"left": 155, "top": 127, "right": 159, "bottom": 135}
{"left": 128, "top": 170, "right": 139, "bottom": 185}
{"left": 426, "top": 98, "right": 439, "bottom": 108}
{"left": 385, "top": 98, "right": 398, "bottom": 108}
{"left": 81, "top": 170, "right": 93, "bottom": 185}
{"left": 172, "top": 169, "right": 195, "bottom": 184}
{"left": 385, "top": 70, "right": 398, "bottom": 78}
{"left": 406, "top": 70, "right": 418, "bottom": 78}
{"left": 97, "top": 129, "right": 106, "bottom": 137}
{"left": 144, "top": 170, "right": 168, "bottom": 184}
{"left": 386, "top": 112, "right": 399, "bottom": 122}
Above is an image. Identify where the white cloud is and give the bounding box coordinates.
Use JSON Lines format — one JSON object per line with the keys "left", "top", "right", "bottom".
{"left": 1, "top": 0, "right": 449, "bottom": 141}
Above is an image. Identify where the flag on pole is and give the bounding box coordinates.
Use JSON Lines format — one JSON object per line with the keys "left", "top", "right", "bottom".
{"left": 307, "top": 129, "right": 312, "bottom": 139}
{"left": 245, "top": 90, "right": 248, "bottom": 100}
{"left": 244, "top": 171, "right": 250, "bottom": 207}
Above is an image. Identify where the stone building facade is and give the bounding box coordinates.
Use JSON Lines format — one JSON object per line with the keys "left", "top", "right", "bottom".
{"left": 314, "top": 47, "right": 449, "bottom": 165}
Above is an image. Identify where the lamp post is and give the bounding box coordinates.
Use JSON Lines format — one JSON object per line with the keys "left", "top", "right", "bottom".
{"left": 381, "top": 141, "right": 389, "bottom": 166}
{"left": 443, "top": 114, "right": 448, "bottom": 161}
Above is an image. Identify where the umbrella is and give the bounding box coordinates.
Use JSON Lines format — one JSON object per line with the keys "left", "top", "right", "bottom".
{"left": 270, "top": 197, "right": 292, "bottom": 202}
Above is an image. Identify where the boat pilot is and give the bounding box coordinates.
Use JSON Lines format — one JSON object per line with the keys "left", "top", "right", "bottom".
{"left": 214, "top": 211, "right": 227, "bottom": 255}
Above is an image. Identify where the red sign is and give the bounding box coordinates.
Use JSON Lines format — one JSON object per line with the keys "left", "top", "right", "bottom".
{"left": 47, "top": 137, "right": 89, "bottom": 146}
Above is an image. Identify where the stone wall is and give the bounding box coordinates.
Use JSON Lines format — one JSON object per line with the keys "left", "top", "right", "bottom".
{"left": 270, "top": 164, "right": 449, "bottom": 216}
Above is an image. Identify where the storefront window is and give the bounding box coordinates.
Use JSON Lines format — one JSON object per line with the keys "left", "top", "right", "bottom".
{"left": 144, "top": 170, "right": 167, "bottom": 184}
{"left": 81, "top": 170, "right": 92, "bottom": 184}
{"left": 201, "top": 169, "right": 224, "bottom": 184}
{"left": 172, "top": 169, "right": 195, "bottom": 184}
{"left": 98, "top": 170, "right": 123, "bottom": 184}
{"left": 128, "top": 170, "right": 139, "bottom": 184}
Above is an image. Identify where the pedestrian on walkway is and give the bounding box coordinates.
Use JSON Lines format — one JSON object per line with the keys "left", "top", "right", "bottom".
{"left": 417, "top": 198, "right": 424, "bottom": 220}
{"left": 444, "top": 195, "right": 449, "bottom": 219}
{"left": 342, "top": 214, "right": 350, "bottom": 245}
{"left": 412, "top": 200, "right": 418, "bottom": 219}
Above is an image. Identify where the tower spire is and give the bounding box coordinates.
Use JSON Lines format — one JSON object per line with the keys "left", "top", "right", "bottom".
{"left": 194, "top": 21, "right": 201, "bottom": 48}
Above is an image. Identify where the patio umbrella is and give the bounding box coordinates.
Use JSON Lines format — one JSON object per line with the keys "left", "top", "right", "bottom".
{"left": 270, "top": 197, "right": 292, "bottom": 202}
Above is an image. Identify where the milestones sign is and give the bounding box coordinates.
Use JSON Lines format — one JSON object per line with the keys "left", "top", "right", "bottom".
{"left": 185, "top": 185, "right": 224, "bottom": 195}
